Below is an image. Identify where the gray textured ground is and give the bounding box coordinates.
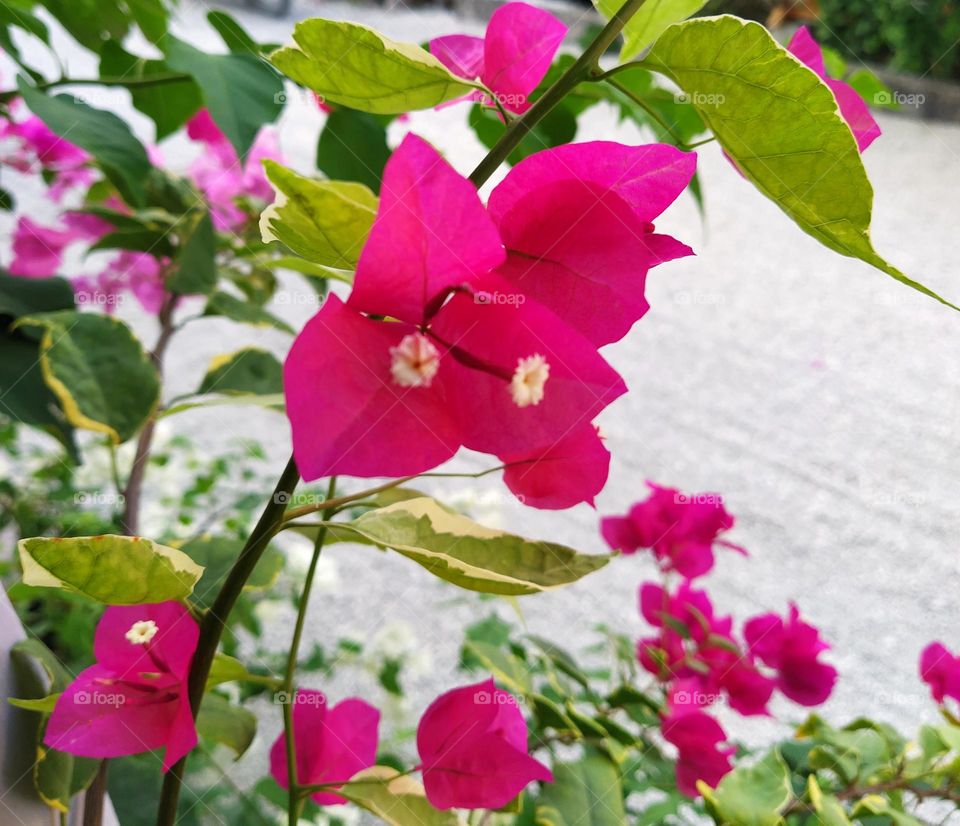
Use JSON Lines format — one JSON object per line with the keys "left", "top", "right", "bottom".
{"left": 4, "top": 0, "right": 960, "bottom": 799}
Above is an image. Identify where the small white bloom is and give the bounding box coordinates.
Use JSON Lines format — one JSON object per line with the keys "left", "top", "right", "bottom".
{"left": 510, "top": 354, "right": 550, "bottom": 407}
{"left": 125, "top": 620, "right": 159, "bottom": 645}
{"left": 390, "top": 333, "right": 440, "bottom": 388}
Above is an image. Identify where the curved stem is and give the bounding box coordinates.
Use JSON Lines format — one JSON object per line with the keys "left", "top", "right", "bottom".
{"left": 282, "top": 477, "right": 337, "bottom": 826}
{"left": 601, "top": 75, "right": 690, "bottom": 150}
{"left": 468, "top": 0, "right": 651, "bottom": 188}
{"left": 156, "top": 455, "right": 301, "bottom": 826}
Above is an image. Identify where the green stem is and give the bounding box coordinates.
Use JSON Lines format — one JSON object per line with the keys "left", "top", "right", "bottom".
{"left": 602, "top": 75, "right": 690, "bottom": 149}
{"left": 468, "top": 0, "right": 651, "bottom": 188}
{"left": 282, "top": 477, "right": 337, "bottom": 826}
{"left": 156, "top": 455, "right": 301, "bottom": 826}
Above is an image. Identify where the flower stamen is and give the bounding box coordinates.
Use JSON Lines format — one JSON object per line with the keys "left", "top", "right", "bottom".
{"left": 510, "top": 354, "right": 550, "bottom": 407}
{"left": 390, "top": 333, "right": 441, "bottom": 388}
{"left": 125, "top": 620, "right": 159, "bottom": 645}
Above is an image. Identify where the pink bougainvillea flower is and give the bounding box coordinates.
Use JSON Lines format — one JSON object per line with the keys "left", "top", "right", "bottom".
{"left": 431, "top": 2, "right": 567, "bottom": 113}
{"left": 602, "top": 482, "right": 745, "bottom": 578}
{"left": 269, "top": 690, "right": 379, "bottom": 805}
{"left": 8, "top": 216, "right": 78, "bottom": 277}
{"left": 186, "top": 109, "right": 282, "bottom": 231}
{"left": 661, "top": 707, "right": 734, "bottom": 796}
{"left": 73, "top": 251, "right": 167, "bottom": 314}
{"left": 920, "top": 642, "right": 960, "bottom": 705}
{"left": 744, "top": 604, "right": 837, "bottom": 706}
{"left": 417, "top": 678, "right": 552, "bottom": 810}
{"left": 788, "top": 27, "right": 881, "bottom": 153}
{"left": 45, "top": 602, "right": 198, "bottom": 771}
{"left": 284, "top": 134, "right": 626, "bottom": 507}
{"left": 488, "top": 143, "right": 695, "bottom": 346}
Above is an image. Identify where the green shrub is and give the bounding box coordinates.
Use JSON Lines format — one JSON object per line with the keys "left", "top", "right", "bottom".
{"left": 819, "top": 0, "right": 960, "bottom": 80}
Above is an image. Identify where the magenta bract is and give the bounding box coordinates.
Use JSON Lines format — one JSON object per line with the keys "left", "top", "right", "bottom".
{"left": 44, "top": 602, "right": 199, "bottom": 771}
{"left": 431, "top": 2, "right": 567, "bottom": 113}
{"left": 417, "top": 678, "right": 552, "bottom": 810}
{"left": 269, "top": 690, "right": 380, "bottom": 805}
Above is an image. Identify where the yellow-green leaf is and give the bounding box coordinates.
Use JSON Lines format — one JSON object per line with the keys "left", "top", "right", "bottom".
{"left": 197, "top": 348, "right": 283, "bottom": 397}
{"left": 260, "top": 159, "right": 376, "bottom": 269}
{"left": 19, "top": 535, "right": 203, "bottom": 604}
{"left": 338, "top": 497, "right": 610, "bottom": 595}
{"left": 270, "top": 18, "right": 478, "bottom": 114}
{"left": 594, "top": 0, "right": 708, "bottom": 60}
{"left": 339, "top": 766, "right": 466, "bottom": 826}
{"left": 644, "top": 16, "right": 957, "bottom": 309}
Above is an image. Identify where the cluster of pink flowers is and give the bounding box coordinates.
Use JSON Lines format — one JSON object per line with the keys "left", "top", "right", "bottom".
{"left": 46, "top": 603, "right": 550, "bottom": 810}
{"left": 284, "top": 134, "right": 695, "bottom": 509}
{"left": 2, "top": 104, "right": 280, "bottom": 313}
{"left": 604, "top": 484, "right": 837, "bottom": 796}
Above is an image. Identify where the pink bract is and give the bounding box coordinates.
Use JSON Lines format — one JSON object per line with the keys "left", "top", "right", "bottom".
{"left": 417, "top": 678, "right": 552, "bottom": 810}
{"left": 920, "top": 642, "right": 960, "bottom": 705}
{"left": 430, "top": 2, "right": 567, "bottom": 113}
{"left": 44, "top": 602, "right": 199, "bottom": 771}
{"left": 269, "top": 690, "right": 380, "bottom": 805}
{"left": 788, "top": 27, "right": 881, "bottom": 153}
{"left": 661, "top": 707, "right": 734, "bottom": 796}
{"left": 744, "top": 604, "right": 838, "bottom": 706}
{"left": 602, "top": 482, "right": 745, "bottom": 578}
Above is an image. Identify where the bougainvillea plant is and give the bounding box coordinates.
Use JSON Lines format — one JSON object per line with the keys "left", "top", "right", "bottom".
{"left": 1, "top": 0, "right": 958, "bottom": 825}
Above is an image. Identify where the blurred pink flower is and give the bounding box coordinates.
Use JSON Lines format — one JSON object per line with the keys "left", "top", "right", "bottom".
{"left": 744, "top": 604, "right": 838, "bottom": 706}
{"left": 269, "top": 689, "right": 380, "bottom": 805}
{"left": 920, "top": 642, "right": 960, "bottom": 704}
{"left": 417, "top": 678, "right": 552, "bottom": 810}
{"left": 661, "top": 706, "right": 734, "bottom": 796}
{"left": 45, "top": 602, "right": 199, "bottom": 771}
{"left": 602, "top": 482, "right": 745, "bottom": 578}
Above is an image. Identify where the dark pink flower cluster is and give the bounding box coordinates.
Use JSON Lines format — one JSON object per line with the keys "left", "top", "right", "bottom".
{"left": 602, "top": 482, "right": 745, "bottom": 578}
{"left": 284, "top": 135, "right": 695, "bottom": 509}
{"left": 607, "top": 486, "right": 837, "bottom": 797}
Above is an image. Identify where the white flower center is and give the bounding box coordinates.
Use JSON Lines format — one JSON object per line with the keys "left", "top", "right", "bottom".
{"left": 510, "top": 354, "right": 550, "bottom": 407}
{"left": 390, "top": 334, "right": 440, "bottom": 388}
{"left": 125, "top": 620, "right": 159, "bottom": 645}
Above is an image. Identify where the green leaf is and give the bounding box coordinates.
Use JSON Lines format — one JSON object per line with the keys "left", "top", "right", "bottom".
{"left": 338, "top": 766, "right": 466, "bottom": 826}
{"left": 35, "top": 0, "right": 127, "bottom": 53}
{"left": 204, "top": 290, "right": 295, "bottom": 334}
{"left": 11, "top": 639, "right": 100, "bottom": 813}
{"left": 0, "top": 271, "right": 74, "bottom": 318}
{"left": 316, "top": 107, "right": 392, "bottom": 192}
{"left": 164, "top": 36, "right": 283, "bottom": 159}
{"left": 169, "top": 211, "right": 217, "bottom": 296}
{"left": 701, "top": 749, "right": 791, "bottom": 826}
{"left": 594, "top": 0, "right": 708, "bottom": 60}
{"left": 197, "top": 693, "right": 256, "bottom": 758}
{"left": 125, "top": 0, "right": 167, "bottom": 43}
{"left": 536, "top": 752, "right": 626, "bottom": 826}
{"left": 18, "top": 534, "right": 204, "bottom": 603}
{"left": 271, "top": 18, "right": 477, "bottom": 114}
{"left": 182, "top": 535, "right": 283, "bottom": 608}
{"left": 207, "top": 653, "right": 275, "bottom": 689}
{"left": 339, "top": 497, "right": 611, "bottom": 595}
{"left": 261, "top": 159, "right": 376, "bottom": 268}
{"left": 15, "top": 311, "right": 160, "bottom": 443}
{"left": 17, "top": 80, "right": 153, "bottom": 207}
{"left": 99, "top": 41, "right": 202, "bottom": 140}
{"left": 462, "top": 640, "right": 532, "bottom": 694}
{"left": 850, "top": 795, "right": 924, "bottom": 825}
{"left": 207, "top": 10, "right": 261, "bottom": 55}
{"left": 9, "top": 694, "right": 61, "bottom": 713}
{"left": 644, "top": 16, "right": 957, "bottom": 309}
{"left": 807, "top": 776, "right": 852, "bottom": 825}
{"left": 88, "top": 226, "right": 174, "bottom": 257}
{"left": 197, "top": 348, "right": 283, "bottom": 396}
